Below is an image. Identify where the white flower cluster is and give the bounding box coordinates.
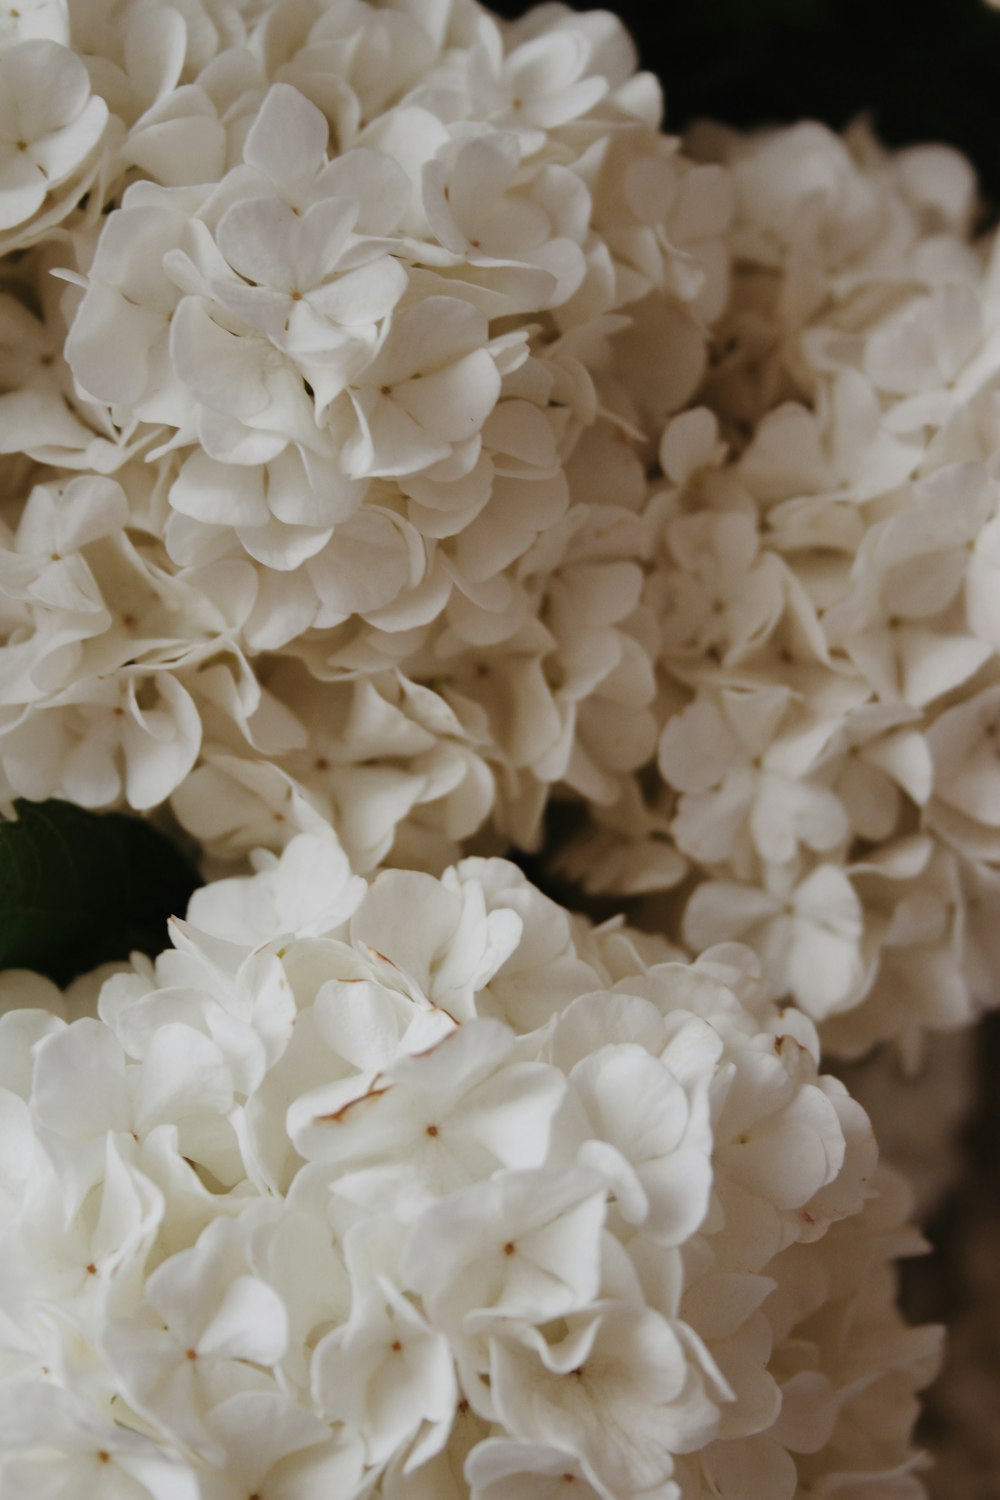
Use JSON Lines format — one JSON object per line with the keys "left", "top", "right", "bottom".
{"left": 2, "top": 0, "right": 1000, "bottom": 1058}
{"left": 558, "top": 119, "right": 1000, "bottom": 1055}
{"left": 0, "top": 0, "right": 729, "bottom": 873}
{"left": 0, "top": 833, "right": 939, "bottom": 1498}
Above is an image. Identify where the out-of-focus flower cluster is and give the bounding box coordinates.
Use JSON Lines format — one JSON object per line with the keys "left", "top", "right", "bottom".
{"left": 2, "top": 0, "right": 1000, "bottom": 1058}
{"left": 0, "top": 833, "right": 940, "bottom": 1499}
{"left": 560, "top": 119, "right": 1000, "bottom": 1056}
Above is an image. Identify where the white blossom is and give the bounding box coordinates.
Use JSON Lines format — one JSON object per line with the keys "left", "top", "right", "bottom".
{"left": 683, "top": 864, "right": 866, "bottom": 1021}
{"left": 0, "top": 40, "right": 107, "bottom": 247}
{"left": 0, "top": 835, "right": 936, "bottom": 1497}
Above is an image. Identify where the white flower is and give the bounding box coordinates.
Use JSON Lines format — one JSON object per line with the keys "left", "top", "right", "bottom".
{"left": 466, "top": 1439, "right": 611, "bottom": 1500}
{"left": 350, "top": 866, "right": 523, "bottom": 1015}
{"left": 473, "top": 15, "right": 614, "bottom": 133}
{"left": 0, "top": 1380, "right": 200, "bottom": 1500}
{"left": 0, "top": 40, "right": 107, "bottom": 243}
{"left": 813, "top": 702, "right": 932, "bottom": 842}
{"left": 823, "top": 463, "right": 995, "bottom": 707}
{"left": 422, "top": 131, "right": 589, "bottom": 312}
{"left": 339, "top": 295, "right": 504, "bottom": 480}
{"left": 272, "top": 5, "right": 441, "bottom": 146}
{"left": 683, "top": 864, "right": 866, "bottom": 1021}
{"left": 210, "top": 189, "right": 407, "bottom": 365}
{"left": 658, "top": 688, "right": 849, "bottom": 875}
{"left": 655, "top": 508, "right": 785, "bottom": 670}
{"left": 291, "top": 1019, "right": 564, "bottom": 1206}
{"left": 823, "top": 840, "right": 976, "bottom": 1057}
{"left": 63, "top": 193, "right": 202, "bottom": 427}
{"left": 862, "top": 279, "right": 1000, "bottom": 434}
{"left": 310, "top": 1215, "right": 456, "bottom": 1465}
{"left": 0, "top": 837, "right": 935, "bottom": 1498}
{"left": 490, "top": 1304, "right": 722, "bottom": 1493}
{"left": 200, "top": 1392, "right": 359, "bottom": 1500}
{"left": 103, "top": 1216, "right": 289, "bottom": 1458}
{"left": 187, "top": 830, "right": 366, "bottom": 945}
{"left": 0, "top": 670, "right": 203, "bottom": 809}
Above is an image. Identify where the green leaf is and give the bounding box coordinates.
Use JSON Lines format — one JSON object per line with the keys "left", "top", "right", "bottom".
{"left": 0, "top": 800, "right": 201, "bottom": 986}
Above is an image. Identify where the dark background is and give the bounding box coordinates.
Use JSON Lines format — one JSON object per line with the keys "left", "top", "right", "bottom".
{"left": 491, "top": 0, "right": 1000, "bottom": 217}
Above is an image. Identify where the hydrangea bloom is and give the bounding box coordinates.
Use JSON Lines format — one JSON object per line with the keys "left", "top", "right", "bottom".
{"left": 555, "top": 119, "right": 1000, "bottom": 1055}
{"left": 0, "top": 39, "right": 108, "bottom": 248}
{"left": 3, "top": 0, "right": 1000, "bottom": 1063}
{"left": 0, "top": 833, "right": 939, "bottom": 1497}
{"left": 0, "top": 0, "right": 731, "bottom": 888}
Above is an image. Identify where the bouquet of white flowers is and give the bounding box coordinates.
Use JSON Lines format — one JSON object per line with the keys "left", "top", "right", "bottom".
{"left": 2, "top": 0, "right": 998, "bottom": 1491}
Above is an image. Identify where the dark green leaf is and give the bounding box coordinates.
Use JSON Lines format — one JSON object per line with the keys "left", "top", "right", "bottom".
{"left": 0, "top": 800, "right": 201, "bottom": 986}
